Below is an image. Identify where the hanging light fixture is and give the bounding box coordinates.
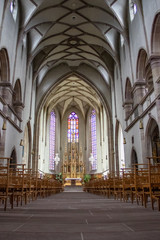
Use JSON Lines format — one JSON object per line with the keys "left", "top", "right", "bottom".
{"left": 20, "top": 139, "right": 24, "bottom": 146}
{"left": 139, "top": 120, "right": 143, "bottom": 129}
{"left": 2, "top": 120, "right": 6, "bottom": 130}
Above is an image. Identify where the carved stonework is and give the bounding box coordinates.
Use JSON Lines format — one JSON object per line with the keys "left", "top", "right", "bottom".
{"left": 123, "top": 101, "right": 133, "bottom": 119}
{"left": 0, "top": 82, "right": 13, "bottom": 105}
{"left": 13, "top": 101, "right": 24, "bottom": 119}
{"left": 62, "top": 142, "right": 85, "bottom": 180}
{"left": 132, "top": 81, "right": 146, "bottom": 104}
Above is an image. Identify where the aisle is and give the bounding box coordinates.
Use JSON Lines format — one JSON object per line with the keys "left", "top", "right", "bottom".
{"left": 0, "top": 191, "right": 160, "bottom": 240}
{"left": 64, "top": 186, "right": 83, "bottom": 192}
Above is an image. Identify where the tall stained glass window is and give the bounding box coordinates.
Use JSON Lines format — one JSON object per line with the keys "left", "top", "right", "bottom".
{"left": 91, "top": 109, "right": 97, "bottom": 170}
{"left": 68, "top": 112, "right": 79, "bottom": 143}
{"left": 49, "top": 111, "right": 56, "bottom": 170}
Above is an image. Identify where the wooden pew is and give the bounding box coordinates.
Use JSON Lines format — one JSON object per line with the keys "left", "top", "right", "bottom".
{"left": 0, "top": 158, "right": 63, "bottom": 210}
{"left": 0, "top": 158, "right": 10, "bottom": 210}
{"left": 144, "top": 158, "right": 160, "bottom": 211}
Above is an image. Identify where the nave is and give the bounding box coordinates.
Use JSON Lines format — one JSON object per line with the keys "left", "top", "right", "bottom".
{"left": 0, "top": 188, "right": 160, "bottom": 240}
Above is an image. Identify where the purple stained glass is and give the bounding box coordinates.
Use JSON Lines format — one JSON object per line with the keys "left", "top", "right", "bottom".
{"left": 91, "top": 109, "right": 97, "bottom": 170}
{"left": 49, "top": 111, "right": 56, "bottom": 170}
{"left": 68, "top": 112, "right": 79, "bottom": 142}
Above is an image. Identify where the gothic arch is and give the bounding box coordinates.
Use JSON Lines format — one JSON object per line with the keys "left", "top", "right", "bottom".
{"left": 124, "top": 78, "right": 133, "bottom": 118}
{"left": 115, "top": 120, "right": 125, "bottom": 173}
{"left": 131, "top": 148, "right": 138, "bottom": 167}
{"left": 115, "top": 120, "right": 120, "bottom": 173}
{"left": 151, "top": 13, "right": 160, "bottom": 54}
{"left": 0, "top": 48, "right": 10, "bottom": 82}
{"left": 13, "top": 79, "right": 22, "bottom": 102}
{"left": 145, "top": 117, "right": 160, "bottom": 160}
{"left": 33, "top": 72, "right": 114, "bottom": 172}
{"left": 136, "top": 49, "right": 153, "bottom": 94}
{"left": 125, "top": 78, "right": 133, "bottom": 101}
{"left": 10, "top": 147, "right": 17, "bottom": 168}
{"left": 22, "top": 121, "right": 32, "bottom": 168}
{"left": 136, "top": 49, "right": 148, "bottom": 81}
{"left": 12, "top": 79, "right": 23, "bottom": 118}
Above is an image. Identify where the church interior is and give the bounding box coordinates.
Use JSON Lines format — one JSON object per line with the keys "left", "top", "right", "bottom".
{"left": 0, "top": 0, "right": 160, "bottom": 239}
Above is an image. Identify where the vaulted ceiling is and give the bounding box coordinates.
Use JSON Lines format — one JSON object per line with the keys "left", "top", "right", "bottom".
{"left": 18, "top": 0, "right": 129, "bottom": 115}
{"left": 47, "top": 75, "right": 101, "bottom": 117}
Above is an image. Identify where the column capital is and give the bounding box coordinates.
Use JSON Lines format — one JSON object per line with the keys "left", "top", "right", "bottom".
{"left": 148, "top": 55, "right": 160, "bottom": 67}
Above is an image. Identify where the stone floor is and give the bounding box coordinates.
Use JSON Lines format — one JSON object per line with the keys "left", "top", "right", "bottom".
{"left": 0, "top": 187, "right": 160, "bottom": 240}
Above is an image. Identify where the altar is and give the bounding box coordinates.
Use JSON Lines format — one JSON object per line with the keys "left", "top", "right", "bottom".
{"left": 65, "top": 178, "right": 82, "bottom": 186}
{"left": 62, "top": 141, "right": 85, "bottom": 185}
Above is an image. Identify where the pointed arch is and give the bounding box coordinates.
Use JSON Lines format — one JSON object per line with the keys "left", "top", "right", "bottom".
{"left": 136, "top": 49, "right": 148, "bottom": 81}
{"left": 131, "top": 148, "right": 138, "bottom": 168}
{"left": 124, "top": 78, "right": 133, "bottom": 118}
{"left": 151, "top": 13, "right": 160, "bottom": 54}
{"left": 0, "top": 48, "right": 10, "bottom": 82}
{"left": 10, "top": 147, "right": 17, "bottom": 169}
{"left": 145, "top": 117, "right": 160, "bottom": 160}
{"left": 68, "top": 112, "right": 79, "bottom": 143}
{"left": 49, "top": 110, "right": 56, "bottom": 170}
{"left": 136, "top": 49, "right": 153, "bottom": 93}
{"left": 115, "top": 120, "right": 125, "bottom": 173}
{"left": 22, "top": 121, "right": 32, "bottom": 168}
{"left": 90, "top": 109, "right": 97, "bottom": 170}
{"left": 13, "top": 79, "right": 23, "bottom": 117}
{"left": 125, "top": 78, "right": 133, "bottom": 102}
{"left": 13, "top": 79, "right": 22, "bottom": 102}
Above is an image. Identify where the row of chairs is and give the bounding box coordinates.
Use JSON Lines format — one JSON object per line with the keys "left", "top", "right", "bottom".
{"left": 84, "top": 157, "right": 160, "bottom": 211}
{"left": 0, "top": 158, "right": 63, "bottom": 211}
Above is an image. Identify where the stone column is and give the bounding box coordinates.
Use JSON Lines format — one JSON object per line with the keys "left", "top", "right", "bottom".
{"left": 0, "top": 82, "right": 13, "bottom": 105}
{"left": 149, "top": 56, "right": 160, "bottom": 92}
{"left": 132, "top": 81, "right": 146, "bottom": 105}
{"left": 150, "top": 56, "right": 160, "bottom": 127}
{"left": 13, "top": 101, "right": 24, "bottom": 119}
{"left": 123, "top": 101, "right": 133, "bottom": 119}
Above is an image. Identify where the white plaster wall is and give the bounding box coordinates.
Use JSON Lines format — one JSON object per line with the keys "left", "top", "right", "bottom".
{"left": 128, "top": 5, "right": 147, "bottom": 81}
{"left": 1, "top": 0, "right": 160, "bottom": 174}
{"left": 112, "top": 2, "right": 160, "bottom": 169}
{"left": 4, "top": 120, "right": 23, "bottom": 162}
{"left": 142, "top": 0, "right": 160, "bottom": 54}
{"left": 0, "top": 2, "right": 19, "bottom": 83}
{"left": 101, "top": 108, "right": 109, "bottom": 172}
{"left": 0, "top": 0, "right": 5, "bottom": 36}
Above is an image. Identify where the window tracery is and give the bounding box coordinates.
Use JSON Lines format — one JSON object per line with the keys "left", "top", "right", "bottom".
{"left": 90, "top": 109, "right": 97, "bottom": 170}
{"left": 68, "top": 112, "right": 79, "bottom": 143}
{"left": 49, "top": 111, "right": 56, "bottom": 170}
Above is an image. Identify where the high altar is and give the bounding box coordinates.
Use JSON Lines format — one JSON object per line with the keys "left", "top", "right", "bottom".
{"left": 62, "top": 142, "right": 85, "bottom": 186}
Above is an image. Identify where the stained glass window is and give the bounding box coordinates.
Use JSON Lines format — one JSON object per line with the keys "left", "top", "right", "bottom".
{"left": 68, "top": 112, "right": 79, "bottom": 143}
{"left": 91, "top": 109, "right": 97, "bottom": 170}
{"left": 49, "top": 111, "right": 56, "bottom": 170}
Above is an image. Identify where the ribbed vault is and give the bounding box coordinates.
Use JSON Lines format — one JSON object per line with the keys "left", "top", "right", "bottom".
{"left": 18, "top": 0, "right": 128, "bottom": 85}
{"left": 46, "top": 75, "right": 101, "bottom": 118}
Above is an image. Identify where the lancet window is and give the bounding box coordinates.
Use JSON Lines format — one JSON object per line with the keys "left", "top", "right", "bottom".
{"left": 49, "top": 111, "right": 56, "bottom": 170}
{"left": 68, "top": 112, "right": 79, "bottom": 143}
{"left": 90, "top": 109, "right": 97, "bottom": 170}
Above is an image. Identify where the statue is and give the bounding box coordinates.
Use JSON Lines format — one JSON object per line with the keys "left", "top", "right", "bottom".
{"left": 54, "top": 153, "right": 60, "bottom": 172}
{"left": 89, "top": 153, "right": 95, "bottom": 171}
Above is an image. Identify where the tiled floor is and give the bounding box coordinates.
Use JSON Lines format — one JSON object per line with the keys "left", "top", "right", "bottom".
{"left": 0, "top": 188, "right": 160, "bottom": 240}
